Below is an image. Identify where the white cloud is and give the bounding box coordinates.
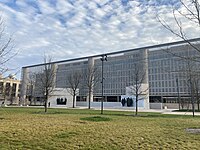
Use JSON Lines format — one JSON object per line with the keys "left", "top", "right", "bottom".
{"left": 0, "top": 0, "right": 200, "bottom": 78}
{"left": 56, "top": 1, "right": 74, "bottom": 14}
{"left": 37, "top": 1, "right": 56, "bottom": 15}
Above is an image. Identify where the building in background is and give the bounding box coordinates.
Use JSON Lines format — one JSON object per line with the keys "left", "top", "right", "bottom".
{"left": 0, "top": 74, "right": 21, "bottom": 105}
{"left": 148, "top": 43, "right": 200, "bottom": 109}
{"left": 20, "top": 38, "right": 200, "bottom": 109}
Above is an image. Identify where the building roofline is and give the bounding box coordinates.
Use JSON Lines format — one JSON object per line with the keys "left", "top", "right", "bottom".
{"left": 23, "top": 37, "right": 200, "bottom": 68}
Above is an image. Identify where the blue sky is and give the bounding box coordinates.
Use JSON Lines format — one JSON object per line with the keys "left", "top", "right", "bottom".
{"left": 0, "top": 0, "right": 199, "bottom": 78}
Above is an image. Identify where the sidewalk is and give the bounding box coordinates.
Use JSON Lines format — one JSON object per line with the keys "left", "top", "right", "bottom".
{"left": 84, "top": 107, "right": 200, "bottom": 116}
{"left": 162, "top": 111, "right": 200, "bottom": 116}
{"left": 5, "top": 105, "right": 200, "bottom": 116}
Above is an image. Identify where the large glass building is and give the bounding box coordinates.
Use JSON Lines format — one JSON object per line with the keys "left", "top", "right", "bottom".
{"left": 20, "top": 38, "right": 200, "bottom": 109}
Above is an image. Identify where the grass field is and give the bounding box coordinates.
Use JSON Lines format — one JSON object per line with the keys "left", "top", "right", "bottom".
{"left": 0, "top": 107, "right": 200, "bottom": 150}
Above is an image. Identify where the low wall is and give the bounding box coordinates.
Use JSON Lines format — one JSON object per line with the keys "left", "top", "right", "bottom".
{"left": 163, "top": 103, "right": 179, "bottom": 109}
{"left": 76, "top": 102, "right": 122, "bottom": 108}
{"left": 92, "top": 102, "right": 122, "bottom": 108}
{"left": 76, "top": 101, "right": 87, "bottom": 107}
{"left": 164, "top": 103, "right": 200, "bottom": 109}
{"left": 76, "top": 101, "right": 146, "bottom": 109}
{"left": 150, "top": 103, "right": 163, "bottom": 109}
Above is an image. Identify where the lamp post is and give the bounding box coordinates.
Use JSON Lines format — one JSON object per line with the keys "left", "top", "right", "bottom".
{"left": 100, "top": 54, "right": 107, "bottom": 114}
{"left": 176, "top": 78, "right": 180, "bottom": 110}
{"left": 189, "top": 76, "right": 195, "bottom": 117}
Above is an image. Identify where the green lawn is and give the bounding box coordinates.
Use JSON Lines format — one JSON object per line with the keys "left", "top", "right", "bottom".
{"left": 0, "top": 107, "right": 200, "bottom": 150}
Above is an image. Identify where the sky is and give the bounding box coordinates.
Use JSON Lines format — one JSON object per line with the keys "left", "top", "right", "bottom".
{"left": 0, "top": 0, "right": 199, "bottom": 78}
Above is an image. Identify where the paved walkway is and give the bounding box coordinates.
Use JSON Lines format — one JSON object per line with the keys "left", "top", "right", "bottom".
{"left": 80, "top": 107, "right": 200, "bottom": 116}
{"left": 4, "top": 105, "right": 200, "bottom": 116}
{"left": 162, "top": 111, "right": 200, "bottom": 116}
{"left": 75, "top": 106, "right": 200, "bottom": 116}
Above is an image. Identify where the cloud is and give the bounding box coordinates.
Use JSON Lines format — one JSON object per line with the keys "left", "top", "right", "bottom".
{"left": 0, "top": 0, "right": 200, "bottom": 78}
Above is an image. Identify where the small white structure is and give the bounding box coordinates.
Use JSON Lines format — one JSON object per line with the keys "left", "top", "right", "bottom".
{"left": 121, "top": 84, "right": 149, "bottom": 109}
{"left": 48, "top": 88, "right": 78, "bottom": 108}
{"left": 121, "top": 95, "right": 145, "bottom": 107}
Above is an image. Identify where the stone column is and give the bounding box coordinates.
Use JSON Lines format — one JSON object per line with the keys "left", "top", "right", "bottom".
{"left": 52, "top": 64, "right": 57, "bottom": 89}
{"left": 141, "top": 49, "right": 149, "bottom": 109}
{"left": 20, "top": 67, "right": 29, "bottom": 106}
{"left": 9, "top": 81, "right": 13, "bottom": 104}
{"left": 3, "top": 82, "right": 6, "bottom": 104}
{"left": 15, "top": 82, "right": 20, "bottom": 105}
{"left": 141, "top": 49, "right": 149, "bottom": 84}
{"left": 87, "top": 57, "right": 94, "bottom": 105}
{"left": 117, "top": 96, "right": 120, "bottom": 102}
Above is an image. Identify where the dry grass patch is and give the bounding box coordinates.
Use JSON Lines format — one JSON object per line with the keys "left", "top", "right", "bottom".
{"left": 80, "top": 116, "right": 112, "bottom": 122}
{"left": 1, "top": 107, "right": 200, "bottom": 149}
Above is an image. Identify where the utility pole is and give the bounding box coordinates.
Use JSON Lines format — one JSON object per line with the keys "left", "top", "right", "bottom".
{"left": 100, "top": 54, "right": 107, "bottom": 114}
{"left": 176, "top": 78, "right": 181, "bottom": 110}
{"left": 189, "top": 74, "right": 195, "bottom": 117}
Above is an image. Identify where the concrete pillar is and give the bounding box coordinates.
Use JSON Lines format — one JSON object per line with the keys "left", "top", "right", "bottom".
{"left": 15, "top": 82, "right": 19, "bottom": 99}
{"left": 20, "top": 68, "right": 29, "bottom": 106}
{"left": 142, "top": 49, "right": 149, "bottom": 109}
{"left": 3, "top": 82, "right": 6, "bottom": 104}
{"left": 9, "top": 81, "right": 13, "bottom": 104}
{"left": 105, "top": 96, "right": 107, "bottom": 102}
{"left": 117, "top": 96, "right": 120, "bottom": 102}
{"left": 141, "top": 49, "right": 149, "bottom": 84}
{"left": 87, "top": 57, "right": 94, "bottom": 103}
{"left": 15, "top": 82, "right": 20, "bottom": 105}
{"left": 52, "top": 64, "right": 57, "bottom": 89}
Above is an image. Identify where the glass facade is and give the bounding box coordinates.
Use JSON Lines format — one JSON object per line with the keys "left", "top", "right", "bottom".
{"left": 21, "top": 42, "right": 200, "bottom": 104}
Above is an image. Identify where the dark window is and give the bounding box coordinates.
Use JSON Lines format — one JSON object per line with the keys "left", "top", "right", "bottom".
{"left": 107, "top": 96, "right": 118, "bottom": 102}
{"left": 0, "top": 82, "right": 3, "bottom": 94}
{"left": 149, "top": 96, "right": 162, "bottom": 103}
{"left": 57, "top": 98, "right": 67, "bottom": 105}
{"left": 5, "top": 83, "right": 10, "bottom": 96}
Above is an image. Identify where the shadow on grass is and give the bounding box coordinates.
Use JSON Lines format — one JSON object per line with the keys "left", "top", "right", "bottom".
{"left": 31, "top": 108, "right": 129, "bottom": 117}
{"left": 80, "top": 116, "right": 112, "bottom": 122}
{"left": 173, "top": 109, "right": 200, "bottom": 112}
{"left": 31, "top": 108, "right": 101, "bottom": 115}
{"left": 141, "top": 113, "right": 200, "bottom": 119}
{"left": 55, "top": 131, "right": 79, "bottom": 138}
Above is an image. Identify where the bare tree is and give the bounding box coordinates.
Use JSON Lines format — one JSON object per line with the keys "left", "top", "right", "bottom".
{"left": 0, "top": 77, "right": 14, "bottom": 105}
{"left": 26, "top": 73, "right": 36, "bottom": 105}
{"left": 0, "top": 16, "right": 17, "bottom": 105}
{"left": 194, "top": 75, "right": 200, "bottom": 111}
{"left": 179, "top": 59, "right": 200, "bottom": 114}
{"left": 67, "top": 71, "right": 82, "bottom": 108}
{"left": 83, "top": 66, "right": 100, "bottom": 109}
{"left": 1, "top": 81, "right": 10, "bottom": 105}
{"left": 157, "top": 0, "right": 200, "bottom": 52}
{"left": 186, "top": 62, "right": 200, "bottom": 111}
{"left": 128, "top": 63, "right": 148, "bottom": 116}
{"left": 157, "top": 0, "right": 200, "bottom": 116}
{"left": 0, "top": 16, "right": 16, "bottom": 74}
{"left": 35, "top": 56, "right": 56, "bottom": 112}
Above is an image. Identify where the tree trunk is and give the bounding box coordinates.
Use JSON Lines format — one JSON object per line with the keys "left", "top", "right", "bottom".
{"left": 73, "top": 94, "right": 75, "bottom": 108}
{"left": 44, "top": 100, "right": 47, "bottom": 113}
{"left": 44, "top": 94, "right": 48, "bottom": 113}
{"left": 196, "top": 91, "right": 199, "bottom": 111}
{"left": 135, "top": 97, "right": 138, "bottom": 116}
{"left": 88, "top": 89, "right": 91, "bottom": 109}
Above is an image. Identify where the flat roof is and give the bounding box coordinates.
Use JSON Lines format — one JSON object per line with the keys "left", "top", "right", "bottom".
{"left": 23, "top": 37, "right": 200, "bottom": 68}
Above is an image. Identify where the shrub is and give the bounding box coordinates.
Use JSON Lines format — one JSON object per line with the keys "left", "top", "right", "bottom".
{"left": 121, "top": 98, "right": 126, "bottom": 107}
{"left": 127, "top": 98, "right": 133, "bottom": 107}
